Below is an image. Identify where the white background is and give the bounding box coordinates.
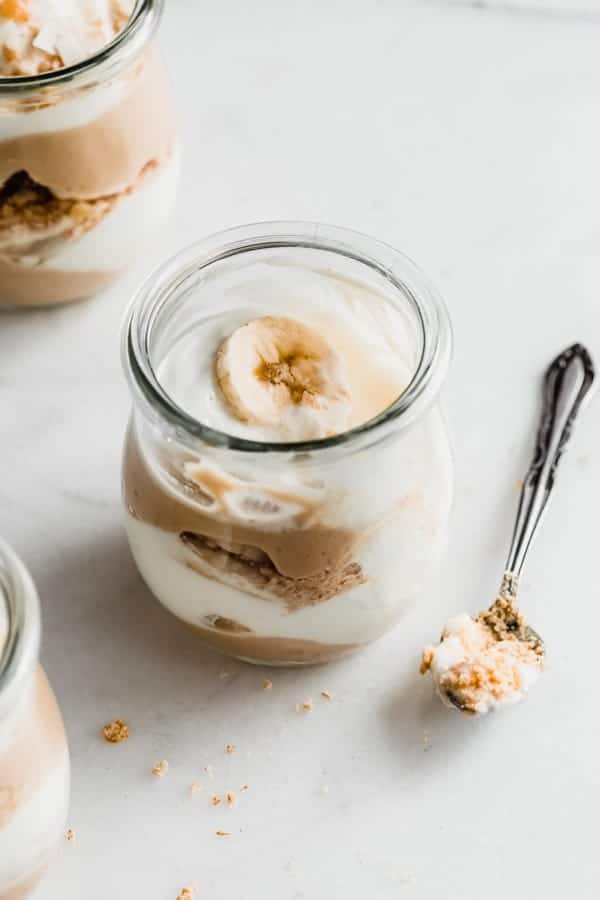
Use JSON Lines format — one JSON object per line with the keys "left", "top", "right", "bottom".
{"left": 2, "top": 1, "right": 600, "bottom": 897}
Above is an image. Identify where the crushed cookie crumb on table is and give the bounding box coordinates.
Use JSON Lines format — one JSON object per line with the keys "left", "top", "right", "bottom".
{"left": 102, "top": 719, "right": 129, "bottom": 743}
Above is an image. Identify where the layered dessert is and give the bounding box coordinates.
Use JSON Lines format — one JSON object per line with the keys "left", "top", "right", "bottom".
{"left": 123, "top": 257, "right": 453, "bottom": 665}
{"left": 0, "top": 606, "right": 70, "bottom": 898}
{"left": 0, "top": 0, "right": 177, "bottom": 306}
{"left": 421, "top": 596, "right": 544, "bottom": 715}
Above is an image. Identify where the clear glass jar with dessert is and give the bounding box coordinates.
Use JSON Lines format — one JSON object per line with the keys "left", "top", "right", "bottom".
{"left": 122, "top": 222, "right": 454, "bottom": 666}
{"left": 0, "top": 0, "right": 178, "bottom": 307}
{"left": 0, "top": 539, "right": 70, "bottom": 899}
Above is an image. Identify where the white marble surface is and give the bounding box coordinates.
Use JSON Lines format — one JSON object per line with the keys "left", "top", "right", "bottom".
{"left": 2, "top": 1, "right": 600, "bottom": 897}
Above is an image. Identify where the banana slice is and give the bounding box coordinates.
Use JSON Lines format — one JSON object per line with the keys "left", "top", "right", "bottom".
{"left": 215, "top": 316, "right": 352, "bottom": 440}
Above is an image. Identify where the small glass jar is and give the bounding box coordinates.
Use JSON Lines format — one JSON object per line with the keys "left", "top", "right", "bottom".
{"left": 0, "top": 539, "right": 70, "bottom": 898}
{"left": 122, "top": 223, "right": 453, "bottom": 666}
{"left": 0, "top": 0, "right": 178, "bottom": 307}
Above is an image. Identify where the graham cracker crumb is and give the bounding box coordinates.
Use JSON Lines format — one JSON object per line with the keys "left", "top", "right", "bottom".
{"left": 321, "top": 691, "right": 333, "bottom": 700}
{"left": 102, "top": 719, "right": 129, "bottom": 743}
{"left": 241, "top": 784, "right": 249, "bottom": 792}
{"left": 226, "top": 744, "right": 236, "bottom": 754}
{"left": 302, "top": 699, "right": 313, "bottom": 711}
{"left": 66, "top": 828, "right": 75, "bottom": 843}
{"left": 215, "top": 831, "right": 230, "bottom": 837}
{"left": 263, "top": 678, "right": 273, "bottom": 690}
{"left": 420, "top": 647, "right": 434, "bottom": 675}
{"left": 211, "top": 795, "right": 222, "bottom": 807}
{"left": 176, "top": 888, "right": 196, "bottom": 900}
{"left": 227, "top": 791, "right": 236, "bottom": 808}
{"left": 0, "top": 0, "right": 29, "bottom": 23}
{"left": 152, "top": 760, "right": 169, "bottom": 778}
{"left": 190, "top": 782, "right": 202, "bottom": 796}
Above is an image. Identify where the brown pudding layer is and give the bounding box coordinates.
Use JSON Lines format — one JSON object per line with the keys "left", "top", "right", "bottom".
{"left": 0, "top": 51, "right": 175, "bottom": 199}
{"left": 182, "top": 532, "right": 366, "bottom": 613}
{"left": 0, "top": 667, "right": 67, "bottom": 830}
{"left": 188, "top": 622, "right": 357, "bottom": 665}
{"left": 124, "top": 427, "right": 359, "bottom": 584}
{"left": 124, "top": 426, "right": 366, "bottom": 611}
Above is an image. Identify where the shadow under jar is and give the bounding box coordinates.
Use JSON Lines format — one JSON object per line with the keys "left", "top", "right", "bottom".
{"left": 0, "top": 540, "right": 70, "bottom": 899}
{"left": 122, "top": 223, "right": 454, "bottom": 666}
{"left": 0, "top": 0, "right": 178, "bottom": 307}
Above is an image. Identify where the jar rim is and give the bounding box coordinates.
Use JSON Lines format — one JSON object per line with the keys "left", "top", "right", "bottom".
{"left": 0, "top": 539, "right": 40, "bottom": 701}
{"left": 123, "top": 221, "right": 453, "bottom": 457}
{"left": 0, "top": 0, "right": 162, "bottom": 94}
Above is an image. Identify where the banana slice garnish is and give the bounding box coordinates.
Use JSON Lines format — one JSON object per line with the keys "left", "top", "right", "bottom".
{"left": 215, "top": 316, "right": 352, "bottom": 440}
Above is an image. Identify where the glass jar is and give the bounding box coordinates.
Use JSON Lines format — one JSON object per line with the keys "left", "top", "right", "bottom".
{"left": 0, "top": 540, "right": 70, "bottom": 898}
{"left": 121, "top": 223, "right": 453, "bottom": 666}
{"left": 0, "top": 0, "right": 178, "bottom": 307}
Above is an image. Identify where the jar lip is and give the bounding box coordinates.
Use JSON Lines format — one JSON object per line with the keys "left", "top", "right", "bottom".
{"left": 0, "top": 539, "right": 40, "bottom": 699}
{"left": 123, "top": 221, "right": 453, "bottom": 457}
{"left": 0, "top": 0, "right": 162, "bottom": 94}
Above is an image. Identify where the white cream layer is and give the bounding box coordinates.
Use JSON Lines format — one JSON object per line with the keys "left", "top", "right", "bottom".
{"left": 158, "top": 262, "right": 413, "bottom": 443}
{"left": 0, "top": 752, "right": 70, "bottom": 895}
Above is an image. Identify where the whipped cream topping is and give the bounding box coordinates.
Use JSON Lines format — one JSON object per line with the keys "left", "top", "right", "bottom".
{"left": 158, "top": 261, "right": 412, "bottom": 443}
{"left": 421, "top": 612, "right": 543, "bottom": 716}
{"left": 0, "top": 0, "right": 135, "bottom": 76}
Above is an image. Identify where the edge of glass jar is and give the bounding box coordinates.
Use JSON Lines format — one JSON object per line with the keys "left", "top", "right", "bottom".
{"left": 122, "top": 221, "right": 453, "bottom": 457}
{"left": 0, "top": 0, "right": 163, "bottom": 95}
{"left": 0, "top": 539, "right": 41, "bottom": 701}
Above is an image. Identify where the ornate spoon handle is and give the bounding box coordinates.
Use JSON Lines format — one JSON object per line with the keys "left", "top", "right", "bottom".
{"left": 502, "top": 344, "right": 595, "bottom": 594}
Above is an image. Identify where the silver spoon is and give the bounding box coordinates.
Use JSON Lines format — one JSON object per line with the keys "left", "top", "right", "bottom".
{"left": 424, "top": 343, "right": 595, "bottom": 714}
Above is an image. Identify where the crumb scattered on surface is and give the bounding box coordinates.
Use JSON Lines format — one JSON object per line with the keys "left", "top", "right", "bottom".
{"left": 420, "top": 647, "right": 434, "bottom": 675}
{"left": 190, "top": 782, "right": 202, "bottom": 795}
{"left": 102, "top": 719, "right": 129, "bottom": 743}
{"left": 227, "top": 791, "right": 236, "bottom": 808}
{"left": 176, "top": 887, "right": 196, "bottom": 900}
{"left": 152, "top": 760, "right": 169, "bottom": 778}
{"left": 226, "top": 744, "right": 236, "bottom": 754}
{"left": 321, "top": 691, "right": 333, "bottom": 700}
{"left": 302, "top": 699, "right": 313, "bottom": 711}
{"left": 263, "top": 678, "right": 272, "bottom": 690}
{"left": 215, "top": 831, "right": 230, "bottom": 837}
{"left": 241, "top": 784, "right": 249, "bottom": 792}
{"left": 66, "top": 828, "right": 75, "bottom": 843}
{"left": 211, "top": 795, "right": 222, "bottom": 806}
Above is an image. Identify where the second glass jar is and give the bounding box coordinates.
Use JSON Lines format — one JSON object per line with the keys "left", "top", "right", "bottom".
{"left": 0, "top": 0, "right": 178, "bottom": 307}
{"left": 0, "top": 539, "right": 70, "bottom": 898}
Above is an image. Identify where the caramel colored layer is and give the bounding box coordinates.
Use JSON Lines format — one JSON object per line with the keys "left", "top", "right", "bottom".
{"left": 189, "top": 622, "right": 358, "bottom": 665}
{"left": 0, "top": 667, "right": 68, "bottom": 829}
{"left": 0, "top": 259, "right": 117, "bottom": 305}
{"left": 0, "top": 50, "right": 175, "bottom": 199}
{"left": 182, "top": 532, "right": 366, "bottom": 613}
{"left": 124, "top": 426, "right": 358, "bottom": 581}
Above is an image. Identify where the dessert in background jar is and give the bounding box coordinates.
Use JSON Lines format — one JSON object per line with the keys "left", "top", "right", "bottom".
{"left": 122, "top": 223, "right": 454, "bottom": 666}
{"left": 0, "top": 539, "right": 70, "bottom": 899}
{"left": 0, "top": 0, "right": 178, "bottom": 307}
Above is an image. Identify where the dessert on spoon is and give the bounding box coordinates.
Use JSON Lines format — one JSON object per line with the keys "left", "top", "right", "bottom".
{"left": 421, "top": 343, "right": 595, "bottom": 715}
